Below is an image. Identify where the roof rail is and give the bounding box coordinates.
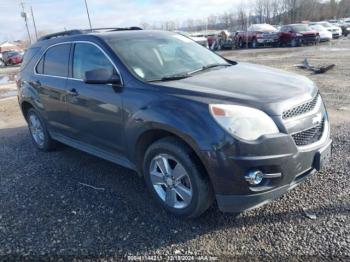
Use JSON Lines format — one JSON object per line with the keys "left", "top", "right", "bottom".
{"left": 38, "top": 30, "right": 84, "bottom": 41}
{"left": 37, "top": 27, "right": 143, "bottom": 42}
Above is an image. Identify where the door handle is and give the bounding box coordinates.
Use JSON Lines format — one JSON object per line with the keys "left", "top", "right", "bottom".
{"left": 67, "top": 88, "right": 78, "bottom": 96}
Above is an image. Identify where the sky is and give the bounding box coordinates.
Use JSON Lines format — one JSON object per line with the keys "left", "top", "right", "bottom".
{"left": 0, "top": 0, "right": 244, "bottom": 42}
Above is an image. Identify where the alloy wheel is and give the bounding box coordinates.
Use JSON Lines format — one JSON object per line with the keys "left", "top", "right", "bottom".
{"left": 149, "top": 154, "right": 193, "bottom": 209}
{"left": 28, "top": 113, "right": 45, "bottom": 147}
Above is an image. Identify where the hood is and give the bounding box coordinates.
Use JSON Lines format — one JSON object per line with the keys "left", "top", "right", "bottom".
{"left": 300, "top": 30, "right": 317, "bottom": 35}
{"left": 155, "top": 62, "right": 317, "bottom": 116}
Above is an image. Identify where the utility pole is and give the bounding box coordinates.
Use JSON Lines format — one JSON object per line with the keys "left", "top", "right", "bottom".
{"left": 84, "top": 0, "right": 93, "bottom": 31}
{"left": 30, "top": 6, "right": 38, "bottom": 41}
{"left": 20, "top": 1, "right": 32, "bottom": 44}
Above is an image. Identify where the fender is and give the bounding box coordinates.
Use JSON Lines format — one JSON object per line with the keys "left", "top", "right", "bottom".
{"left": 123, "top": 97, "right": 226, "bottom": 175}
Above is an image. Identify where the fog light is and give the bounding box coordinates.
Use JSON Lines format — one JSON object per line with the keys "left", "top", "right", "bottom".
{"left": 245, "top": 170, "right": 264, "bottom": 185}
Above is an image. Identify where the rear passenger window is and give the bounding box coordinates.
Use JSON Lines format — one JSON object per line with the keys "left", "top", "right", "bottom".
{"left": 73, "top": 43, "right": 114, "bottom": 79}
{"left": 36, "top": 44, "right": 70, "bottom": 77}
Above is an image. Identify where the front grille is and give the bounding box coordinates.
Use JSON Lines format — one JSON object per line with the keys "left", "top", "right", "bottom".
{"left": 291, "top": 118, "right": 325, "bottom": 146}
{"left": 282, "top": 94, "right": 319, "bottom": 120}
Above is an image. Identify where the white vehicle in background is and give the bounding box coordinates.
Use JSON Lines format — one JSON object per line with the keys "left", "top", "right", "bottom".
{"left": 189, "top": 33, "right": 209, "bottom": 48}
{"left": 309, "top": 24, "right": 332, "bottom": 41}
{"left": 175, "top": 31, "right": 208, "bottom": 48}
{"left": 310, "top": 21, "right": 342, "bottom": 39}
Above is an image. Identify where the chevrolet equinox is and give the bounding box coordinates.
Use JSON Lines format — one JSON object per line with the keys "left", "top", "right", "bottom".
{"left": 17, "top": 28, "right": 332, "bottom": 218}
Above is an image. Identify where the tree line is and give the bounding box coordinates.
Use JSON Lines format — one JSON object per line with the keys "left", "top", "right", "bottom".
{"left": 141, "top": 0, "right": 350, "bottom": 32}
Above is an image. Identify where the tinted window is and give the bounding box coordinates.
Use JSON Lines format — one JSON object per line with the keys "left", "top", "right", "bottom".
{"left": 36, "top": 57, "right": 44, "bottom": 74}
{"left": 73, "top": 43, "right": 114, "bottom": 79}
{"left": 42, "top": 44, "right": 70, "bottom": 77}
{"left": 21, "top": 47, "right": 40, "bottom": 70}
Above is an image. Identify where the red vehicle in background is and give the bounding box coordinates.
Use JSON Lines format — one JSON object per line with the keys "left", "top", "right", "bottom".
{"left": 0, "top": 51, "right": 23, "bottom": 67}
{"left": 235, "top": 24, "right": 280, "bottom": 48}
{"left": 279, "top": 24, "right": 320, "bottom": 47}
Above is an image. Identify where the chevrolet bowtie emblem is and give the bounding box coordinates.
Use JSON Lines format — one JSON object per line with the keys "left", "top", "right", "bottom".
{"left": 312, "top": 113, "right": 323, "bottom": 125}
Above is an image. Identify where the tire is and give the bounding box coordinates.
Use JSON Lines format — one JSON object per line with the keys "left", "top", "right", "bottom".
{"left": 26, "top": 108, "right": 56, "bottom": 151}
{"left": 251, "top": 38, "right": 258, "bottom": 48}
{"left": 0, "top": 59, "right": 5, "bottom": 68}
{"left": 315, "top": 36, "right": 320, "bottom": 45}
{"left": 238, "top": 38, "right": 243, "bottom": 48}
{"left": 290, "top": 38, "right": 297, "bottom": 47}
{"left": 143, "top": 137, "right": 214, "bottom": 218}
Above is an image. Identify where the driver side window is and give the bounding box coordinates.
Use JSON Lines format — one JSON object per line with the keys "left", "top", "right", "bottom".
{"left": 73, "top": 43, "right": 115, "bottom": 80}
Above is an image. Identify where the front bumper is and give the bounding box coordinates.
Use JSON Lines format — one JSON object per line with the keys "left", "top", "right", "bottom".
{"left": 257, "top": 38, "right": 279, "bottom": 44}
{"left": 215, "top": 139, "right": 332, "bottom": 212}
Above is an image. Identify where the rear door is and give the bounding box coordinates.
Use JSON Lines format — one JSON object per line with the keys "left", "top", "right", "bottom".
{"left": 33, "top": 43, "right": 72, "bottom": 136}
{"left": 65, "top": 42, "right": 124, "bottom": 155}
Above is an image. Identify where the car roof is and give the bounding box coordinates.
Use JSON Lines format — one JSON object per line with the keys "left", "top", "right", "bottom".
{"left": 30, "top": 29, "right": 174, "bottom": 49}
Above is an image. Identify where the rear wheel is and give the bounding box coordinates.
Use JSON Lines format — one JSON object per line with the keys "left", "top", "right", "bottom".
{"left": 143, "top": 137, "right": 213, "bottom": 218}
{"left": 27, "top": 108, "right": 56, "bottom": 151}
{"left": 251, "top": 38, "right": 258, "bottom": 48}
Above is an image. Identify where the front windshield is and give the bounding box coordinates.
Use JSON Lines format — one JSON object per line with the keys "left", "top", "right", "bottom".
{"left": 319, "top": 22, "right": 332, "bottom": 28}
{"left": 292, "top": 24, "right": 310, "bottom": 32}
{"left": 7, "top": 51, "right": 19, "bottom": 57}
{"left": 106, "top": 32, "right": 229, "bottom": 82}
{"left": 250, "top": 24, "right": 277, "bottom": 32}
{"left": 310, "top": 25, "right": 324, "bottom": 31}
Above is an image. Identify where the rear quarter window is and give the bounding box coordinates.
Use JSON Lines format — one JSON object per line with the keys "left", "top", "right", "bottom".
{"left": 20, "top": 47, "right": 40, "bottom": 71}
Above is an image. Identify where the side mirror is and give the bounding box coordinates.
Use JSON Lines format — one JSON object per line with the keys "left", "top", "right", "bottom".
{"left": 84, "top": 68, "right": 121, "bottom": 86}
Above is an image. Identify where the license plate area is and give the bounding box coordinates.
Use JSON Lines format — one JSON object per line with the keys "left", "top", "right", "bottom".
{"left": 314, "top": 141, "right": 332, "bottom": 171}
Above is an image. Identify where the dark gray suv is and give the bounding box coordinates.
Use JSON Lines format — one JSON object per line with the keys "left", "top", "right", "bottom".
{"left": 17, "top": 28, "right": 332, "bottom": 218}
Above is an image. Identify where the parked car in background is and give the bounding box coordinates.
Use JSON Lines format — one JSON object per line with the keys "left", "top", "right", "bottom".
{"left": 0, "top": 51, "right": 23, "bottom": 67}
{"left": 235, "top": 24, "right": 280, "bottom": 48}
{"left": 188, "top": 33, "right": 209, "bottom": 48}
{"left": 176, "top": 32, "right": 208, "bottom": 48}
{"left": 310, "top": 21, "right": 342, "bottom": 38}
{"left": 209, "top": 31, "right": 235, "bottom": 50}
{"left": 337, "top": 20, "right": 350, "bottom": 36}
{"left": 279, "top": 24, "right": 319, "bottom": 47}
{"left": 309, "top": 24, "right": 332, "bottom": 42}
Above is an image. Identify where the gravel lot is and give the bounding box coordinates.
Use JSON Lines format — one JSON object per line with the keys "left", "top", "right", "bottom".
{"left": 0, "top": 39, "right": 349, "bottom": 260}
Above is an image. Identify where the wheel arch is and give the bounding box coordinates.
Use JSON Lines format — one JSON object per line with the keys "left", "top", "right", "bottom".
{"left": 134, "top": 127, "right": 211, "bottom": 184}
{"left": 20, "top": 100, "right": 34, "bottom": 120}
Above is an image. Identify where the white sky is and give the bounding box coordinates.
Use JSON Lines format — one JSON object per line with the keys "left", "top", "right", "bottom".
{"left": 0, "top": 0, "right": 248, "bottom": 42}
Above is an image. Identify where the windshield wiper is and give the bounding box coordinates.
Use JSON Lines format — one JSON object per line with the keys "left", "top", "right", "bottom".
{"left": 148, "top": 63, "right": 231, "bottom": 82}
{"left": 149, "top": 73, "right": 191, "bottom": 82}
{"left": 189, "top": 63, "right": 231, "bottom": 75}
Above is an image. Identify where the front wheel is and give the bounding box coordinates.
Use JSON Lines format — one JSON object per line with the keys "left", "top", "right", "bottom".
{"left": 290, "top": 38, "right": 298, "bottom": 47}
{"left": 251, "top": 38, "right": 258, "bottom": 48}
{"left": 143, "top": 137, "right": 213, "bottom": 218}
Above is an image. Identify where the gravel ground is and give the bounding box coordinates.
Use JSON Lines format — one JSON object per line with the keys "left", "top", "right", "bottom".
{"left": 0, "top": 39, "right": 349, "bottom": 260}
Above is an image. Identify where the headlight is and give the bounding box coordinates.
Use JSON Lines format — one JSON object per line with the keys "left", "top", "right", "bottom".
{"left": 209, "top": 104, "right": 279, "bottom": 141}
{"left": 296, "top": 33, "right": 303, "bottom": 37}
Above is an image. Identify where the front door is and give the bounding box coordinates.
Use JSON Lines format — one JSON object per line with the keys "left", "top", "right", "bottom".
{"left": 66, "top": 42, "right": 124, "bottom": 155}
